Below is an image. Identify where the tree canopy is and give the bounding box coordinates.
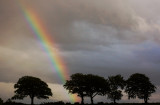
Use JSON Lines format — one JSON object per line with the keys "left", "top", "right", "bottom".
{"left": 0, "top": 98, "right": 3, "bottom": 105}
{"left": 64, "top": 73, "right": 87, "bottom": 104}
{"left": 108, "top": 75, "right": 125, "bottom": 103}
{"left": 125, "top": 73, "right": 156, "bottom": 103}
{"left": 85, "top": 74, "right": 110, "bottom": 104}
{"left": 64, "top": 73, "right": 110, "bottom": 104}
{"left": 12, "top": 76, "right": 52, "bottom": 105}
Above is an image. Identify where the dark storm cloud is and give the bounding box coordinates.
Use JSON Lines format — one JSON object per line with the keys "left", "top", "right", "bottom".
{"left": 0, "top": 0, "right": 160, "bottom": 83}
{"left": 0, "top": 0, "right": 142, "bottom": 83}
{"left": 0, "top": 0, "right": 157, "bottom": 51}
{"left": 15, "top": 0, "right": 145, "bottom": 47}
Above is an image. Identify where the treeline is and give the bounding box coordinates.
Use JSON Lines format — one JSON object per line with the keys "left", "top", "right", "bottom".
{"left": 64, "top": 73, "right": 156, "bottom": 104}
{"left": 1, "top": 99, "right": 160, "bottom": 105}
{"left": 0, "top": 73, "right": 157, "bottom": 105}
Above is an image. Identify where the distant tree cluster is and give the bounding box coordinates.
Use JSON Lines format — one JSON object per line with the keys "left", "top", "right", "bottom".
{"left": 64, "top": 73, "right": 156, "bottom": 104}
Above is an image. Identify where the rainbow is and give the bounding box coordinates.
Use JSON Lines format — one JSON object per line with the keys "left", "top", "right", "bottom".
{"left": 17, "top": 1, "right": 79, "bottom": 103}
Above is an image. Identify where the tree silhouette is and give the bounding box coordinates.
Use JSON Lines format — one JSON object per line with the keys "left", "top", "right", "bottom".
{"left": 12, "top": 76, "right": 52, "bottom": 105}
{"left": 0, "top": 98, "right": 3, "bottom": 105}
{"left": 64, "top": 73, "right": 110, "bottom": 104}
{"left": 85, "top": 74, "right": 110, "bottom": 104}
{"left": 6, "top": 98, "right": 12, "bottom": 103}
{"left": 107, "top": 75, "right": 125, "bottom": 104}
{"left": 108, "top": 90, "right": 122, "bottom": 103}
{"left": 64, "top": 73, "right": 86, "bottom": 104}
{"left": 125, "top": 73, "right": 156, "bottom": 103}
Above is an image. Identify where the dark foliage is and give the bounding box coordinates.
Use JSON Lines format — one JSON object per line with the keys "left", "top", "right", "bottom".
{"left": 0, "top": 98, "right": 3, "bottom": 105}
{"left": 66, "top": 102, "right": 71, "bottom": 105}
{"left": 40, "top": 101, "right": 65, "bottom": 105}
{"left": 12, "top": 76, "right": 52, "bottom": 105}
{"left": 85, "top": 74, "right": 110, "bottom": 104}
{"left": 64, "top": 73, "right": 110, "bottom": 104}
{"left": 3, "top": 101, "right": 26, "bottom": 105}
{"left": 107, "top": 75, "right": 125, "bottom": 103}
{"left": 97, "top": 102, "right": 104, "bottom": 104}
{"left": 74, "top": 102, "right": 80, "bottom": 105}
{"left": 64, "top": 73, "right": 87, "bottom": 104}
{"left": 125, "top": 73, "right": 156, "bottom": 104}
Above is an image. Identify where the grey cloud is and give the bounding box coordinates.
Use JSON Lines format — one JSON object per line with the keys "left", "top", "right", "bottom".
{"left": 0, "top": 0, "right": 157, "bottom": 51}
{"left": 16, "top": 0, "right": 141, "bottom": 46}
{"left": 0, "top": 0, "right": 159, "bottom": 84}
{"left": 0, "top": 46, "right": 60, "bottom": 83}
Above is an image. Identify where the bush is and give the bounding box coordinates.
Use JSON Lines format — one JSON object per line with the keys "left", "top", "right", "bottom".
{"left": 97, "top": 102, "right": 104, "bottom": 104}
{"left": 3, "top": 102, "right": 25, "bottom": 105}
{"left": 0, "top": 98, "right": 3, "bottom": 105}
{"left": 40, "top": 101, "right": 65, "bottom": 105}
{"left": 74, "top": 102, "right": 80, "bottom": 104}
{"left": 66, "top": 102, "right": 71, "bottom": 105}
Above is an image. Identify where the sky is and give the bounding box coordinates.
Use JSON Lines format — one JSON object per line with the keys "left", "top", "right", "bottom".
{"left": 0, "top": 0, "right": 160, "bottom": 104}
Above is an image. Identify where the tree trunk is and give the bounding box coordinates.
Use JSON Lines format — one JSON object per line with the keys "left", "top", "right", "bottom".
{"left": 113, "top": 98, "right": 116, "bottom": 104}
{"left": 144, "top": 98, "right": 148, "bottom": 104}
{"left": 81, "top": 96, "right": 84, "bottom": 104}
{"left": 31, "top": 97, "right": 34, "bottom": 105}
{"left": 90, "top": 96, "right": 94, "bottom": 104}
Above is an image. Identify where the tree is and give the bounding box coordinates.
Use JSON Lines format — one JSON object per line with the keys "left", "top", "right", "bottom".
{"left": 64, "top": 73, "right": 86, "bottom": 104}
{"left": 0, "top": 98, "right": 3, "bottom": 105}
{"left": 12, "top": 76, "right": 52, "bottom": 105}
{"left": 108, "top": 90, "right": 122, "bottom": 103}
{"left": 6, "top": 98, "right": 12, "bottom": 103}
{"left": 64, "top": 73, "right": 110, "bottom": 104}
{"left": 125, "top": 73, "right": 156, "bottom": 103}
{"left": 85, "top": 74, "right": 110, "bottom": 104}
{"left": 107, "top": 75, "right": 125, "bottom": 104}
